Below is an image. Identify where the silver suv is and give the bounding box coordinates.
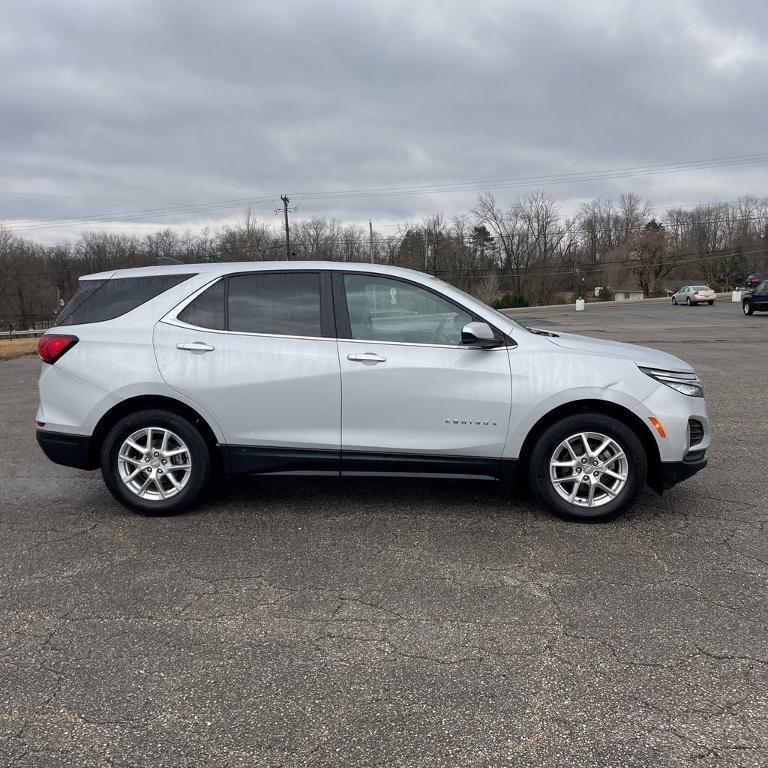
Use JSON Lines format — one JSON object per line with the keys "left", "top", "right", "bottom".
{"left": 36, "top": 262, "right": 710, "bottom": 521}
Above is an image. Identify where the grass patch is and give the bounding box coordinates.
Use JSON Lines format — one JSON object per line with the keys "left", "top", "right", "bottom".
{"left": 0, "top": 338, "right": 39, "bottom": 360}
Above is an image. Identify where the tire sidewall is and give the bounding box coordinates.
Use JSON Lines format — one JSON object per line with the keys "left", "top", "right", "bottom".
{"left": 743, "top": 301, "right": 752, "bottom": 315}
{"left": 528, "top": 413, "right": 647, "bottom": 522}
{"left": 101, "top": 409, "right": 211, "bottom": 516}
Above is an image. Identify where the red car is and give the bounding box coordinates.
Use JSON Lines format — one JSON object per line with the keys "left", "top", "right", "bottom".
{"left": 746, "top": 273, "right": 768, "bottom": 289}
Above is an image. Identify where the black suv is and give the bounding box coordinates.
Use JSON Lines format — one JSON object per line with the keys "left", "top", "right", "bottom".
{"left": 743, "top": 279, "right": 768, "bottom": 315}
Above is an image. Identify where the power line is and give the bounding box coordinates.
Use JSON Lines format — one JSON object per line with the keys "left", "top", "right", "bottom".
{"left": 292, "top": 153, "right": 768, "bottom": 201}
{"left": 448, "top": 246, "right": 768, "bottom": 281}
{"left": 5, "top": 152, "right": 768, "bottom": 232}
{"left": 0, "top": 191, "right": 190, "bottom": 204}
{"left": 4, "top": 242, "right": 765, "bottom": 283}
{"left": 4, "top": 194, "right": 281, "bottom": 233}
{"left": 6, "top": 206, "right": 767, "bottom": 247}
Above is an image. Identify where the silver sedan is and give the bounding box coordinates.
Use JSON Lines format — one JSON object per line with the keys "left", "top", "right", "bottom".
{"left": 672, "top": 285, "right": 716, "bottom": 305}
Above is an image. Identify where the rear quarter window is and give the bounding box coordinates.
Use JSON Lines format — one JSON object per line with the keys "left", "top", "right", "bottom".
{"left": 54, "top": 274, "right": 196, "bottom": 327}
{"left": 177, "top": 279, "right": 226, "bottom": 330}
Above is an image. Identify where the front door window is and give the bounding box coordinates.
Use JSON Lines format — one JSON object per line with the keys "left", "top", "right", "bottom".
{"left": 343, "top": 274, "right": 472, "bottom": 346}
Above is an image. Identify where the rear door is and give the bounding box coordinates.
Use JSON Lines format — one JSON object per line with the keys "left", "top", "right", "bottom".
{"left": 333, "top": 271, "right": 512, "bottom": 473}
{"left": 154, "top": 270, "right": 341, "bottom": 470}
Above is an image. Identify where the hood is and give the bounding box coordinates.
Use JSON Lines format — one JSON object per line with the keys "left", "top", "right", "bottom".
{"left": 545, "top": 331, "right": 694, "bottom": 371}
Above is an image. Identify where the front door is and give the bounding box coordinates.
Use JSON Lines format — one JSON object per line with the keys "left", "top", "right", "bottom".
{"left": 334, "top": 272, "right": 512, "bottom": 474}
{"left": 154, "top": 270, "right": 341, "bottom": 470}
{"left": 754, "top": 280, "right": 768, "bottom": 310}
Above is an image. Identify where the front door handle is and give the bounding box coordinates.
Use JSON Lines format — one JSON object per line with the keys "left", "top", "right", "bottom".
{"left": 347, "top": 352, "right": 387, "bottom": 364}
{"left": 177, "top": 342, "right": 215, "bottom": 353}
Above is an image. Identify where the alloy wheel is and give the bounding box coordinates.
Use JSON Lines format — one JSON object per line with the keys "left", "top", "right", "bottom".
{"left": 549, "top": 431, "right": 629, "bottom": 508}
{"left": 117, "top": 427, "right": 192, "bottom": 500}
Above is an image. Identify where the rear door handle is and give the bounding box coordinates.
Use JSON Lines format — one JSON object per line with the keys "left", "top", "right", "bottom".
{"left": 177, "top": 342, "right": 215, "bottom": 353}
{"left": 347, "top": 352, "right": 387, "bottom": 364}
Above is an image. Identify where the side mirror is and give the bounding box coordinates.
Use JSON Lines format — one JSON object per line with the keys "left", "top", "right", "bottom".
{"left": 461, "top": 321, "right": 503, "bottom": 349}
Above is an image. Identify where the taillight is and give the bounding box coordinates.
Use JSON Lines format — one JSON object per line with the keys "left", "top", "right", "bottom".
{"left": 37, "top": 334, "right": 78, "bottom": 364}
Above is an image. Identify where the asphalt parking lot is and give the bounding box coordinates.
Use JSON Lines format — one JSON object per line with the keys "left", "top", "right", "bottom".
{"left": 1, "top": 299, "right": 767, "bottom": 767}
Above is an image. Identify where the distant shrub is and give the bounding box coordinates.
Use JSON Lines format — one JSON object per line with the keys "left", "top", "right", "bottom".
{"left": 596, "top": 287, "right": 614, "bottom": 301}
{"left": 492, "top": 292, "right": 529, "bottom": 309}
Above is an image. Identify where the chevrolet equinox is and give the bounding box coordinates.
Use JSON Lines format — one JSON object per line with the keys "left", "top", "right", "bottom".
{"left": 36, "top": 262, "right": 710, "bottom": 521}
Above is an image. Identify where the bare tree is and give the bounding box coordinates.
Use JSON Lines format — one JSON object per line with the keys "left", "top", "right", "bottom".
{"left": 473, "top": 191, "right": 564, "bottom": 303}
{"left": 626, "top": 220, "right": 677, "bottom": 296}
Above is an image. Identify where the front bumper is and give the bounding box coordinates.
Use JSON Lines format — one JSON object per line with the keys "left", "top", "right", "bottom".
{"left": 36, "top": 430, "right": 95, "bottom": 470}
{"left": 656, "top": 453, "right": 708, "bottom": 490}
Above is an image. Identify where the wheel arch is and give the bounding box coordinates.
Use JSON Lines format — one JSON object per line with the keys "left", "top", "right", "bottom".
{"left": 89, "top": 395, "right": 223, "bottom": 470}
{"left": 517, "top": 399, "right": 662, "bottom": 491}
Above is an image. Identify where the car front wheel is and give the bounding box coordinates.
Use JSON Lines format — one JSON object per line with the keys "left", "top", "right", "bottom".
{"left": 686, "top": 297, "right": 691, "bottom": 305}
{"left": 528, "top": 414, "right": 647, "bottom": 522}
{"left": 743, "top": 301, "right": 753, "bottom": 315}
{"left": 672, "top": 297, "right": 677, "bottom": 304}
{"left": 101, "top": 409, "right": 211, "bottom": 516}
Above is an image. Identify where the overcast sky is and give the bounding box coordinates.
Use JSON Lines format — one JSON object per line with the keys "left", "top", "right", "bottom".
{"left": 2, "top": 0, "right": 767, "bottom": 241}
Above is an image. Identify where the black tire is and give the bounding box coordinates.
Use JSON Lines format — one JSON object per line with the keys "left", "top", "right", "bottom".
{"left": 672, "top": 297, "right": 677, "bottom": 305}
{"left": 685, "top": 297, "right": 691, "bottom": 305}
{"left": 527, "top": 413, "right": 647, "bottom": 522}
{"left": 743, "top": 301, "right": 753, "bottom": 315}
{"left": 101, "top": 409, "right": 211, "bottom": 516}
{"left": 707, "top": 301, "right": 714, "bottom": 306}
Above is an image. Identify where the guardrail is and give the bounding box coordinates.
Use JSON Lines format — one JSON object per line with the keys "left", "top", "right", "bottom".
{"left": 3, "top": 327, "right": 48, "bottom": 341}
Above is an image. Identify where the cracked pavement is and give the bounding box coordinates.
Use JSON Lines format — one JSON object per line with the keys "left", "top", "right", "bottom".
{"left": 1, "top": 300, "right": 767, "bottom": 767}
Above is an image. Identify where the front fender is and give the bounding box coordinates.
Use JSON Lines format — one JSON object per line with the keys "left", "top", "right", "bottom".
{"left": 502, "top": 385, "right": 650, "bottom": 459}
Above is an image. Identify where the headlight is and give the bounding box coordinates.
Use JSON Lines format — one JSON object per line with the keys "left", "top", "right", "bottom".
{"left": 639, "top": 366, "right": 704, "bottom": 397}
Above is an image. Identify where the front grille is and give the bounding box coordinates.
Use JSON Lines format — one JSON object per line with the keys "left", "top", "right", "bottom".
{"left": 688, "top": 418, "right": 704, "bottom": 447}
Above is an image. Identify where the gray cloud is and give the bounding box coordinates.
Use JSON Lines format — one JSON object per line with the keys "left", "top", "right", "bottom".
{"left": 2, "top": 0, "right": 767, "bottom": 240}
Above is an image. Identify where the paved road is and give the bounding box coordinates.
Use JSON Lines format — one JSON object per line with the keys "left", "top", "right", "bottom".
{"left": 1, "top": 300, "right": 767, "bottom": 767}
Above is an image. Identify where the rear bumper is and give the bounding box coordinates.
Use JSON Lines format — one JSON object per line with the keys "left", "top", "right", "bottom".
{"left": 36, "top": 430, "right": 95, "bottom": 470}
{"left": 656, "top": 454, "right": 707, "bottom": 491}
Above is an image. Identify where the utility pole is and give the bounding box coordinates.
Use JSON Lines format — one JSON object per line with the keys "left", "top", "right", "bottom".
{"left": 275, "top": 195, "right": 297, "bottom": 259}
{"left": 280, "top": 195, "right": 291, "bottom": 260}
{"left": 368, "top": 219, "right": 374, "bottom": 263}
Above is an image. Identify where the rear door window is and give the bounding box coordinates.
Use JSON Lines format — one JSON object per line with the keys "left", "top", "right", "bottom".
{"left": 227, "top": 272, "right": 322, "bottom": 337}
{"left": 55, "top": 273, "right": 196, "bottom": 326}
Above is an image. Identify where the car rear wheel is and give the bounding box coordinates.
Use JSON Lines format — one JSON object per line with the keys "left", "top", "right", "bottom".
{"left": 527, "top": 414, "right": 647, "bottom": 522}
{"left": 707, "top": 300, "right": 714, "bottom": 306}
{"left": 743, "top": 301, "right": 753, "bottom": 315}
{"left": 101, "top": 409, "right": 211, "bottom": 516}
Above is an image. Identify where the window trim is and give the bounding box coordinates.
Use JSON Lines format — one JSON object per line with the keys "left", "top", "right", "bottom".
{"left": 162, "top": 270, "right": 336, "bottom": 340}
{"left": 332, "top": 271, "right": 509, "bottom": 349}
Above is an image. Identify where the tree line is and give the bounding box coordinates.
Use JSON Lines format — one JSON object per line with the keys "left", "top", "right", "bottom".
{"left": 2, "top": 192, "right": 767, "bottom": 328}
